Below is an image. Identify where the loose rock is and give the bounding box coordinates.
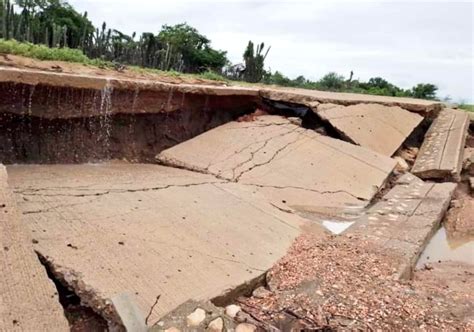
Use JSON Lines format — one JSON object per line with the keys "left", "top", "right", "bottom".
{"left": 394, "top": 156, "right": 409, "bottom": 172}
{"left": 186, "top": 308, "right": 206, "bottom": 327}
{"left": 252, "top": 286, "right": 271, "bottom": 299}
{"left": 225, "top": 304, "right": 241, "bottom": 318}
{"left": 207, "top": 317, "right": 224, "bottom": 332}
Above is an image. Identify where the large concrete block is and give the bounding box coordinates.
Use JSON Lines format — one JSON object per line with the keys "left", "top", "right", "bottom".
{"left": 315, "top": 103, "right": 423, "bottom": 156}
{"left": 412, "top": 109, "right": 469, "bottom": 181}
{"left": 7, "top": 163, "right": 314, "bottom": 324}
{"left": 157, "top": 116, "right": 397, "bottom": 213}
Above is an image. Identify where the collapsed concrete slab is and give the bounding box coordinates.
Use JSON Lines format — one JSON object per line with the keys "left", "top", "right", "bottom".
{"left": 345, "top": 173, "right": 456, "bottom": 279}
{"left": 315, "top": 103, "right": 424, "bottom": 156}
{"left": 7, "top": 163, "right": 315, "bottom": 325}
{"left": 412, "top": 109, "right": 469, "bottom": 181}
{"left": 158, "top": 116, "right": 397, "bottom": 212}
{"left": 0, "top": 165, "right": 69, "bottom": 331}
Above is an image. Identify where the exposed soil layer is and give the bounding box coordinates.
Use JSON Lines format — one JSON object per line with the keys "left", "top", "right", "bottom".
{"left": 444, "top": 182, "right": 474, "bottom": 237}
{"left": 238, "top": 233, "right": 474, "bottom": 331}
{"left": 0, "top": 82, "right": 257, "bottom": 163}
{"left": 0, "top": 54, "right": 226, "bottom": 86}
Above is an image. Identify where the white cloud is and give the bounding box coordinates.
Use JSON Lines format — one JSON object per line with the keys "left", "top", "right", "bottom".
{"left": 69, "top": 0, "right": 473, "bottom": 102}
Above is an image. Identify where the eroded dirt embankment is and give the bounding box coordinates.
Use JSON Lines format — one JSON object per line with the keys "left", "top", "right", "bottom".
{"left": 0, "top": 80, "right": 258, "bottom": 163}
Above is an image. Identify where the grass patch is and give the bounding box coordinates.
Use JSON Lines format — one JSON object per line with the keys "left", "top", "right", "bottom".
{"left": 0, "top": 39, "right": 230, "bottom": 83}
{"left": 459, "top": 104, "right": 474, "bottom": 112}
{"left": 1, "top": 39, "right": 90, "bottom": 63}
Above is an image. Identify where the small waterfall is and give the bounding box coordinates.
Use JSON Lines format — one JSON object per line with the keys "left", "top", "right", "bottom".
{"left": 99, "top": 80, "right": 113, "bottom": 159}
{"left": 27, "top": 85, "right": 36, "bottom": 117}
{"left": 128, "top": 87, "right": 140, "bottom": 157}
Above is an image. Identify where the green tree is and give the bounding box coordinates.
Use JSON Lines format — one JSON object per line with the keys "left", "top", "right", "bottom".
{"left": 158, "top": 23, "right": 227, "bottom": 73}
{"left": 317, "top": 72, "right": 345, "bottom": 90}
{"left": 410, "top": 83, "right": 438, "bottom": 100}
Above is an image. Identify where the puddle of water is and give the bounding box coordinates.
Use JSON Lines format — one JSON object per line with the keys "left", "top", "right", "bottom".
{"left": 417, "top": 227, "right": 474, "bottom": 268}
{"left": 321, "top": 220, "right": 355, "bottom": 235}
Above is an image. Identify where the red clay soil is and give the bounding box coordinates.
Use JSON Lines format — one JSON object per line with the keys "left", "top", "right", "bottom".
{"left": 445, "top": 183, "right": 474, "bottom": 238}
{"left": 0, "top": 54, "right": 225, "bottom": 85}
{"left": 238, "top": 233, "right": 474, "bottom": 331}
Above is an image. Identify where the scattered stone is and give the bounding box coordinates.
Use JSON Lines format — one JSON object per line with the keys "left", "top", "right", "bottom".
{"left": 207, "top": 317, "right": 224, "bottom": 332}
{"left": 234, "top": 311, "right": 253, "bottom": 324}
{"left": 235, "top": 323, "right": 257, "bottom": 332}
{"left": 252, "top": 286, "right": 272, "bottom": 299}
{"left": 186, "top": 308, "right": 206, "bottom": 327}
{"left": 394, "top": 156, "right": 410, "bottom": 172}
{"left": 225, "top": 304, "right": 241, "bottom": 318}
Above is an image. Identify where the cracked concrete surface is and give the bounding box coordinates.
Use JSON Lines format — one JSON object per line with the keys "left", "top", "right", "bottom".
{"left": 7, "top": 163, "right": 321, "bottom": 325}
{"left": 0, "top": 165, "right": 69, "bottom": 332}
{"left": 157, "top": 116, "right": 397, "bottom": 213}
{"left": 315, "top": 103, "right": 424, "bottom": 156}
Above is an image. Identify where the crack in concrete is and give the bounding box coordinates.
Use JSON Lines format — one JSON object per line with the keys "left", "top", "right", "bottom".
{"left": 242, "top": 183, "right": 367, "bottom": 201}
{"left": 201, "top": 124, "right": 302, "bottom": 181}
{"left": 22, "top": 198, "right": 100, "bottom": 215}
{"left": 233, "top": 129, "right": 306, "bottom": 182}
{"left": 14, "top": 181, "right": 223, "bottom": 198}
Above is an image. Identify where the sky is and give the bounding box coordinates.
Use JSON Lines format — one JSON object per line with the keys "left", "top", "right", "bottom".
{"left": 68, "top": 0, "right": 473, "bottom": 103}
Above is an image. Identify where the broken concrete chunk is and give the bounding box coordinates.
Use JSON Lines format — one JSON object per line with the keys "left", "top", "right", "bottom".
{"left": 412, "top": 109, "right": 469, "bottom": 181}
{"left": 157, "top": 115, "right": 396, "bottom": 212}
{"left": 207, "top": 317, "right": 224, "bottom": 332}
{"left": 186, "top": 308, "right": 206, "bottom": 327}
{"left": 316, "top": 103, "right": 423, "bottom": 156}
{"left": 225, "top": 304, "right": 242, "bottom": 318}
{"left": 110, "top": 293, "right": 147, "bottom": 332}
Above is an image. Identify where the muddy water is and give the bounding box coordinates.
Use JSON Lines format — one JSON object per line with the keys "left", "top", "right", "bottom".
{"left": 417, "top": 227, "right": 474, "bottom": 268}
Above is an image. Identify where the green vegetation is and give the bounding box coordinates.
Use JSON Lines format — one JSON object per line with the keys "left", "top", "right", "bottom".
{"left": 0, "top": 0, "right": 228, "bottom": 73}
{"left": 459, "top": 104, "right": 474, "bottom": 112}
{"left": 0, "top": 0, "right": 444, "bottom": 100}
{"left": 241, "top": 41, "right": 270, "bottom": 83}
{"left": 0, "top": 38, "right": 89, "bottom": 62}
{"left": 263, "top": 71, "right": 439, "bottom": 100}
